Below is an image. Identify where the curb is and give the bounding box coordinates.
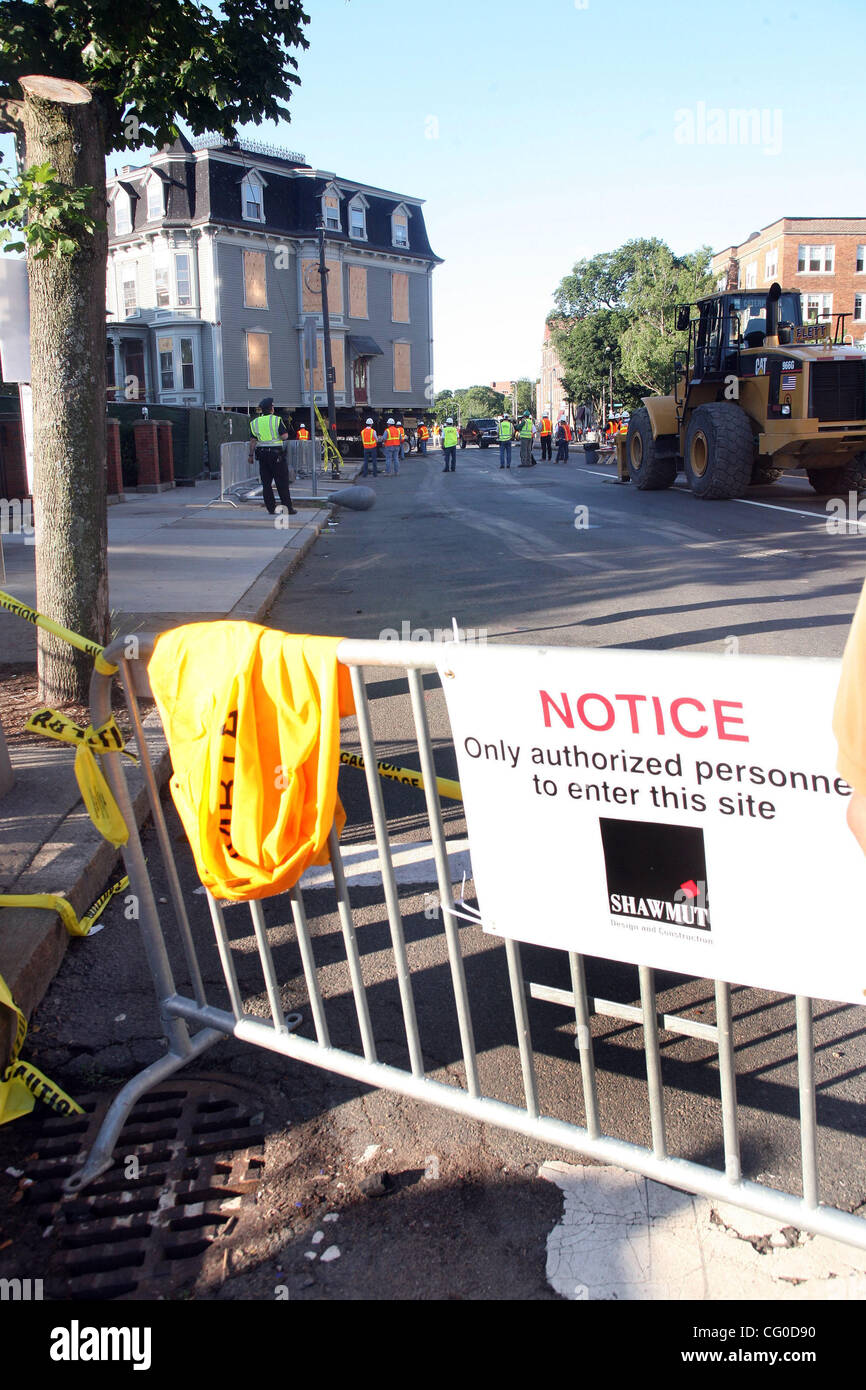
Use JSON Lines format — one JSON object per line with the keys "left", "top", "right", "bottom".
{"left": 0, "top": 506, "right": 334, "bottom": 1063}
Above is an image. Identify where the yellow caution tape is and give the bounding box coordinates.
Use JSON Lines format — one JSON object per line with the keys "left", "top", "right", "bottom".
{"left": 314, "top": 403, "right": 342, "bottom": 473}
{"left": 73, "top": 743, "right": 128, "bottom": 845}
{"left": 0, "top": 875, "right": 130, "bottom": 939}
{"left": 0, "top": 588, "right": 118, "bottom": 673}
{"left": 25, "top": 708, "right": 138, "bottom": 762}
{"left": 0, "top": 972, "right": 83, "bottom": 1123}
{"left": 340, "top": 750, "right": 462, "bottom": 802}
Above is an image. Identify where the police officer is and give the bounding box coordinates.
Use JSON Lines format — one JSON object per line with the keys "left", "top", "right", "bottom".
{"left": 442, "top": 417, "right": 458, "bottom": 472}
{"left": 249, "top": 398, "right": 296, "bottom": 515}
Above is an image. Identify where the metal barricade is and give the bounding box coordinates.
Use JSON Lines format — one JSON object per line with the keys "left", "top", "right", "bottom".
{"left": 217, "top": 439, "right": 318, "bottom": 506}
{"left": 64, "top": 633, "right": 866, "bottom": 1253}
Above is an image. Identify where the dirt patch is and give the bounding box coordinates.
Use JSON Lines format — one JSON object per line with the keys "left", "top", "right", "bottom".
{"left": 0, "top": 665, "right": 148, "bottom": 749}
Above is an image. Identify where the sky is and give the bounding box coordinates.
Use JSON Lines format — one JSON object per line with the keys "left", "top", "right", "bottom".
{"left": 240, "top": 0, "right": 866, "bottom": 389}
{"left": 5, "top": 0, "right": 866, "bottom": 391}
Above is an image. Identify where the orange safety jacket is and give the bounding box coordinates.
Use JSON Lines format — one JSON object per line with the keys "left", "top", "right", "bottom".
{"left": 417, "top": 426, "right": 429, "bottom": 439}
{"left": 361, "top": 427, "right": 377, "bottom": 448}
{"left": 297, "top": 427, "right": 310, "bottom": 440}
{"left": 540, "top": 417, "right": 552, "bottom": 436}
{"left": 384, "top": 426, "right": 401, "bottom": 445}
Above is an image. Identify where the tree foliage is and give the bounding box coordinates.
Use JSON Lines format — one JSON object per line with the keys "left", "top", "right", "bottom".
{"left": 551, "top": 239, "right": 715, "bottom": 416}
{"left": 0, "top": 160, "right": 102, "bottom": 256}
{"left": 0, "top": 0, "right": 310, "bottom": 149}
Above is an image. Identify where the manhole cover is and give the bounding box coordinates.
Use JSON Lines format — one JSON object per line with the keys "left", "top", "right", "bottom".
{"left": 24, "top": 1077, "right": 266, "bottom": 1300}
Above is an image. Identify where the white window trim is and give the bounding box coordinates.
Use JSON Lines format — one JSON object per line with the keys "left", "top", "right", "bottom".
{"left": 243, "top": 249, "right": 268, "bottom": 310}
{"left": 154, "top": 260, "right": 171, "bottom": 308}
{"left": 797, "top": 243, "right": 835, "bottom": 274}
{"left": 146, "top": 173, "right": 164, "bottom": 222}
{"left": 241, "top": 170, "right": 267, "bottom": 224}
{"left": 174, "top": 250, "right": 193, "bottom": 308}
{"left": 113, "top": 188, "right": 133, "bottom": 236}
{"left": 857, "top": 245, "right": 866, "bottom": 274}
{"left": 246, "top": 329, "right": 272, "bottom": 389}
{"left": 321, "top": 182, "right": 343, "bottom": 233}
{"left": 764, "top": 250, "right": 778, "bottom": 279}
{"left": 855, "top": 294, "right": 865, "bottom": 322}
{"left": 391, "top": 203, "right": 410, "bottom": 249}
{"left": 348, "top": 193, "right": 369, "bottom": 242}
{"left": 120, "top": 262, "right": 138, "bottom": 315}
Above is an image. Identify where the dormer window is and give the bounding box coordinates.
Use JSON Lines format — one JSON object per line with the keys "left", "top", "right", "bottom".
{"left": 114, "top": 188, "right": 132, "bottom": 236}
{"left": 321, "top": 183, "right": 342, "bottom": 232}
{"left": 348, "top": 195, "right": 368, "bottom": 241}
{"left": 391, "top": 204, "right": 409, "bottom": 249}
{"left": 146, "top": 173, "right": 164, "bottom": 222}
{"left": 241, "top": 171, "right": 266, "bottom": 223}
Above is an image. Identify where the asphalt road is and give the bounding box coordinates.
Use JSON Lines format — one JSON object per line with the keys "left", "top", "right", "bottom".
{"left": 3, "top": 442, "right": 865, "bottom": 1306}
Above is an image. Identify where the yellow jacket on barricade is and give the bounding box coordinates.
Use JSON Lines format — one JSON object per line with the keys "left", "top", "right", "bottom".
{"left": 148, "top": 623, "right": 355, "bottom": 901}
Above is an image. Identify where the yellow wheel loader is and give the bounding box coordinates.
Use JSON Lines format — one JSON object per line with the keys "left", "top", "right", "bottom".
{"left": 624, "top": 283, "right": 866, "bottom": 500}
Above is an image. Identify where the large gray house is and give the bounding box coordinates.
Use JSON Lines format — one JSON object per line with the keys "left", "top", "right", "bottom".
{"left": 105, "top": 134, "right": 441, "bottom": 423}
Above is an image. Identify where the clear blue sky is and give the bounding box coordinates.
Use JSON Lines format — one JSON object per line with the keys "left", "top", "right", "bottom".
{"left": 5, "top": 0, "right": 865, "bottom": 390}
{"left": 247, "top": 0, "right": 866, "bottom": 389}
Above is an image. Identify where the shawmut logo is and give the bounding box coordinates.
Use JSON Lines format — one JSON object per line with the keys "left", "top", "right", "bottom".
{"left": 49, "top": 1320, "right": 152, "bottom": 1371}
{"left": 600, "top": 818, "right": 712, "bottom": 932}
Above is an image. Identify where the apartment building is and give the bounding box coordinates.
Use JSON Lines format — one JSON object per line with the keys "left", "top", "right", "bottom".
{"left": 711, "top": 218, "right": 866, "bottom": 343}
{"left": 537, "top": 323, "right": 569, "bottom": 420}
{"left": 105, "top": 134, "right": 441, "bottom": 418}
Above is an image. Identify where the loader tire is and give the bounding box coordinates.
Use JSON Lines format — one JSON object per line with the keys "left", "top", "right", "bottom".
{"left": 684, "top": 403, "right": 755, "bottom": 500}
{"left": 807, "top": 458, "right": 866, "bottom": 495}
{"left": 626, "top": 408, "right": 677, "bottom": 490}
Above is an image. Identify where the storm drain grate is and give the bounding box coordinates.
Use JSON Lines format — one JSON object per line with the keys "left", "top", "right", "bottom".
{"left": 24, "top": 1077, "right": 266, "bottom": 1300}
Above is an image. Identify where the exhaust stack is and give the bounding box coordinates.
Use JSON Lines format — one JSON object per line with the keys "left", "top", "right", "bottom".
{"left": 764, "top": 281, "right": 781, "bottom": 348}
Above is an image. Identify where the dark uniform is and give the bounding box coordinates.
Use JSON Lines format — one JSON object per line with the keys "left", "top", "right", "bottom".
{"left": 249, "top": 397, "right": 296, "bottom": 515}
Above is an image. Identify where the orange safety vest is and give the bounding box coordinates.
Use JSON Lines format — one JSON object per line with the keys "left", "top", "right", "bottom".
{"left": 418, "top": 425, "right": 429, "bottom": 439}
{"left": 361, "top": 427, "right": 377, "bottom": 448}
{"left": 297, "top": 427, "right": 310, "bottom": 440}
{"left": 384, "top": 426, "right": 401, "bottom": 445}
{"left": 398, "top": 426, "right": 405, "bottom": 441}
{"left": 540, "top": 417, "right": 552, "bottom": 436}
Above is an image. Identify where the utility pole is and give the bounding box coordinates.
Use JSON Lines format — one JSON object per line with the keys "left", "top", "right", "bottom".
{"left": 317, "top": 221, "right": 337, "bottom": 446}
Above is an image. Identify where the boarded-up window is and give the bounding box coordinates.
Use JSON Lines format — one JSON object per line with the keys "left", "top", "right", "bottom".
{"left": 243, "top": 251, "right": 267, "bottom": 308}
{"left": 349, "top": 266, "right": 368, "bottom": 319}
{"left": 332, "top": 338, "right": 345, "bottom": 392}
{"left": 393, "top": 342, "right": 411, "bottom": 393}
{"left": 247, "top": 331, "right": 270, "bottom": 388}
{"left": 391, "top": 272, "right": 410, "bottom": 323}
{"left": 302, "top": 259, "right": 343, "bottom": 313}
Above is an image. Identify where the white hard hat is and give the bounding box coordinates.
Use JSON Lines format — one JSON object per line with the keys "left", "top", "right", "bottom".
{"left": 445, "top": 416, "right": 453, "bottom": 424}
{"left": 397, "top": 419, "right": 402, "bottom": 424}
{"left": 387, "top": 417, "right": 394, "bottom": 425}
{"left": 366, "top": 418, "right": 373, "bottom": 425}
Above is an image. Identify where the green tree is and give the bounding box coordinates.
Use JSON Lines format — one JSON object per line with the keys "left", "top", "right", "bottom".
{"left": 551, "top": 239, "right": 715, "bottom": 420}
{"left": 459, "top": 385, "right": 505, "bottom": 419}
{"left": 0, "top": 1, "right": 309, "bottom": 703}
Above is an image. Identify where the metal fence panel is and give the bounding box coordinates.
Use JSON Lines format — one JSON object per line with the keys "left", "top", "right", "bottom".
{"left": 63, "top": 634, "right": 866, "bottom": 1253}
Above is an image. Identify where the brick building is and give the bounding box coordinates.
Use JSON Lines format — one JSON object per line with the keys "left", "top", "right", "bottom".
{"left": 711, "top": 218, "right": 866, "bottom": 343}
{"left": 537, "top": 322, "right": 569, "bottom": 421}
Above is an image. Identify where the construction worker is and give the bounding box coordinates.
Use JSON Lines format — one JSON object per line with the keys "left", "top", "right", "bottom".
{"left": 360, "top": 417, "right": 379, "bottom": 477}
{"left": 498, "top": 414, "right": 514, "bottom": 469}
{"left": 248, "top": 397, "right": 296, "bottom": 516}
{"left": 554, "top": 418, "right": 569, "bottom": 464}
{"left": 382, "top": 417, "right": 401, "bottom": 475}
{"left": 518, "top": 411, "right": 536, "bottom": 467}
{"left": 396, "top": 419, "right": 406, "bottom": 460}
{"left": 442, "top": 417, "right": 458, "bottom": 472}
{"left": 539, "top": 409, "right": 553, "bottom": 461}
{"left": 297, "top": 423, "right": 310, "bottom": 441}
{"left": 417, "top": 420, "right": 430, "bottom": 455}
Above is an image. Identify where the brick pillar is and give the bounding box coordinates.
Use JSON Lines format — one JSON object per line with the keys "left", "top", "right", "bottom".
{"left": 155, "top": 419, "right": 175, "bottom": 486}
{"left": 132, "top": 420, "right": 161, "bottom": 490}
{"left": 105, "top": 418, "right": 124, "bottom": 497}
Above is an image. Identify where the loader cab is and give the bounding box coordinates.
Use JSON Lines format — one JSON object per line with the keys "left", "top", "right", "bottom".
{"left": 689, "top": 290, "right": 803, "bottom": 381}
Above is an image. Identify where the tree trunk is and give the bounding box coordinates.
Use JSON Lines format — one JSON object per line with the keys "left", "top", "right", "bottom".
{"left": 19, "top": 76, "right": 109, "bottom": 705}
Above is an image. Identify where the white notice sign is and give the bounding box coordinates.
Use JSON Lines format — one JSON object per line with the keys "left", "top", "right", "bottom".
{"left": 438, "top": 644, "right": 866, "bottom": 1006}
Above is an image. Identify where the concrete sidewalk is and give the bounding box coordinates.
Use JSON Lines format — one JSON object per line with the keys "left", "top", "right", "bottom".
{"left": 0, "top": 479, "right": 339, "bottom": 1042}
